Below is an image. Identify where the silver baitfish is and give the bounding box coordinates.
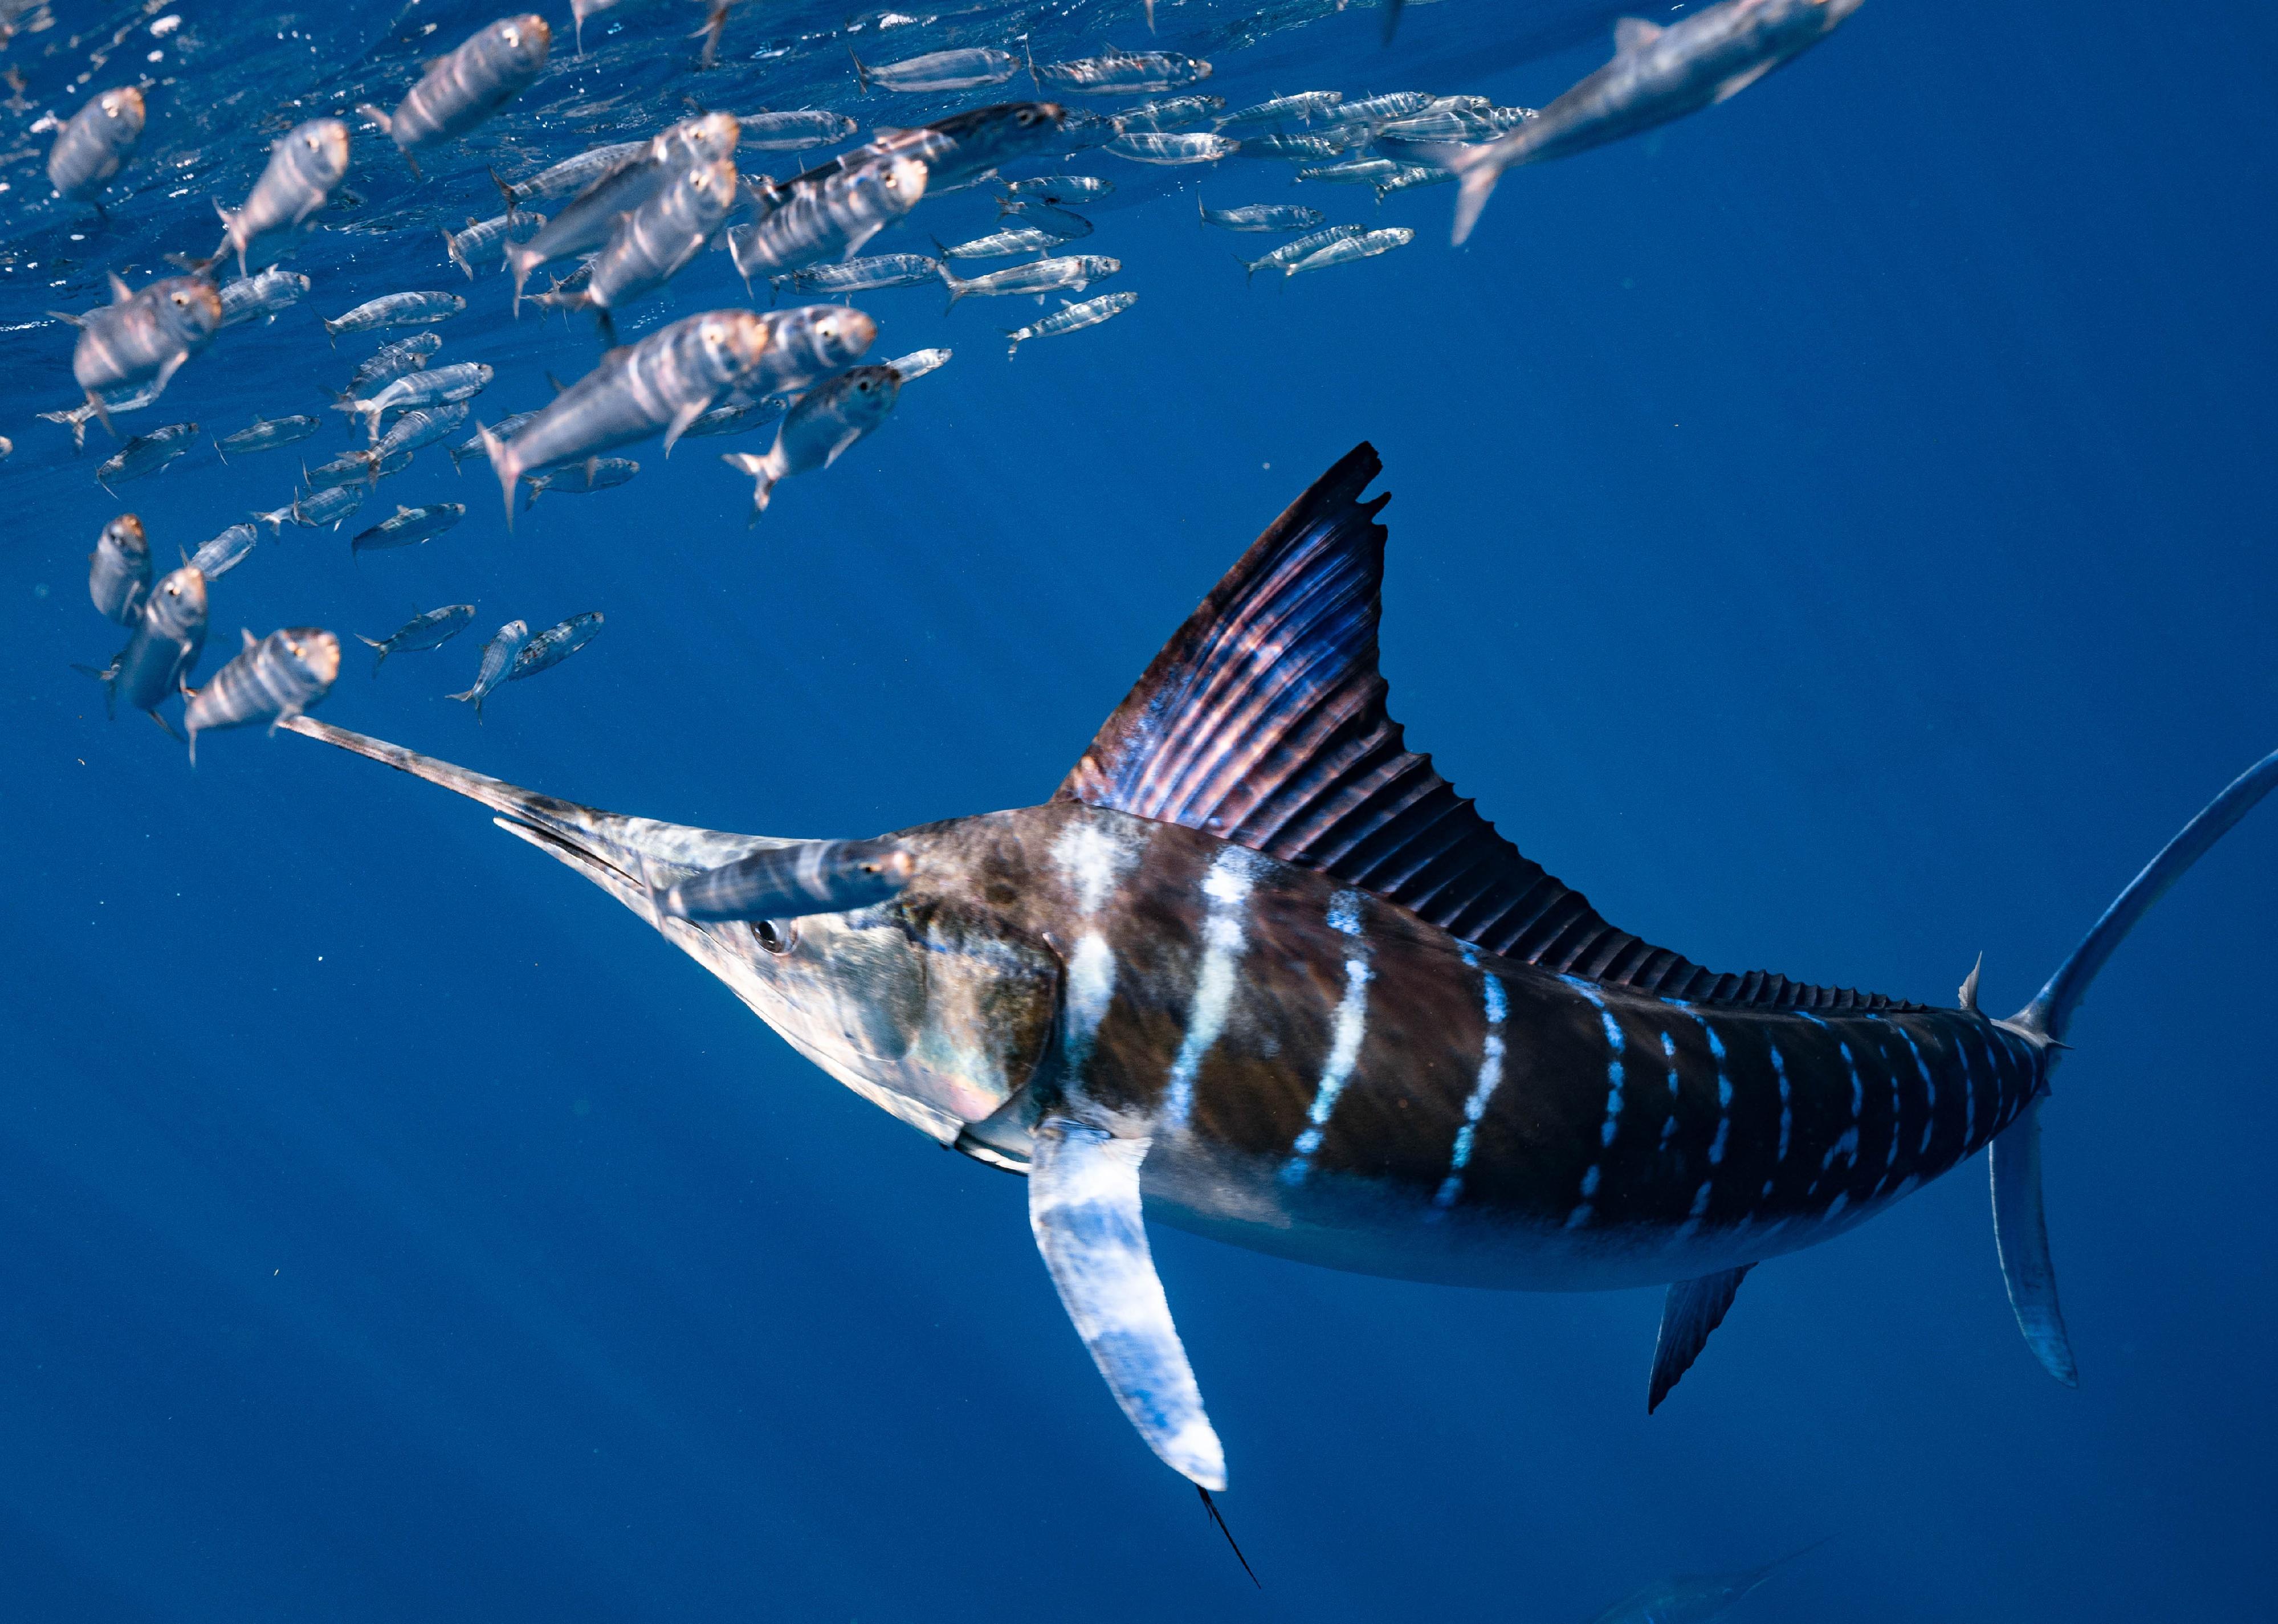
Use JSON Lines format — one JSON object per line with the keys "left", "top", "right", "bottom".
{"left": 1374, "top": 164, "right": 1454, "bottom": 200}
{"left": 184, "top": 628, "right": 340, "bottom": 763}
{"left": 720, "top": 365, "right": 900, "bottom": 524}
{"left": 508, "top": 611, "right": 604, "bottom": 680}
{"left": 443, "top": 208, "right": 546, "bottom": 278}
{"left": 677, "top": 398, "right": 786, "bottom": 439}
{"left": 883, "top": 347, "right": 951, "bottom": 382}
{"left": 728, "top": 156, "right": 927, "bottom": 283}
{"left": 214, "top": 118, "right": 351, "bottom": 276}
{"left": 338, "top": 362, "right": 494, "bottom": 438}
{"left": 1105, "top": 131, "right": 1237, "bottom": 165}
{"left": 525, "top": 456, "right": 638, "bottom": 505}
{"left": 447, "top": 409, "right": 536, "bottom": 470}
{"left": 96, "top": 422, "right": 199, "bottom": 491}
{"left": 1003, "top": 290, "right": 1136, "bottom": 355}
{"left": 88, "top": 515, "right": 151, "bottom": 625}
{"left": 1377, "top": 104, "right": 1504, "bottom": 143}
{"left": 475, "top": 307, "right": 849, "bottom": 521}
{"left": 447, "top": 619, "right": 530, "bottom": 720}
{"left": 938, "top": 225, "right": 1068, "bottom": 260}
{"left": 188, "top": 523, "right": 262, "bottom": 582}
{"left": 1293, "top": 157, "right": 1401, "bottom": 186}
{"left": 995, "top": 198, "right": 1092, "bottom": 239}
{"left": 1200, "top": 198, "right": 1326, "bottom": 232}
{"left": 217, "top": 267, "right": 312, "bottom": 329}
{"left": 1109, "top": 95, "right": 1223, "bottom": 132}
{"left": 1001, "top": 173, "right": 1114, "bottom": 202}
{"left": 1584, "top": 1542, "right": 1828, "bottom": 1624}
{"left": 567, "top": 0, "right": 657, "bottom": 55}
{"left": 359, "top": 604, "right": 477, "bottom": 675}
{"left": 1238, "top": 223, "right": 1367, "bottom": 281}
{"left": 322, "top": 291, "right": 465, "bottom": 345}
{"left": 47, "top": 87, "right": 144, "bottom": 205}
{"left": 215, "top": 415, "right": 323, "bottom": 462}
{"left": 351, "top": 400, "right": 472, "bottom": 480}
{"left": 79, "top": 562, "right": 206, "bottom": 723}
{"left": 769, "top": 253, "right": 940, "bottom": 298}
{"left": 503, "top": 113, "right": 740, "bottom": 307}
{"left": 1237, "top": 131, "right": 1351, "bottom": 162}
{"left": 1332, "top": 91, "right": 1437, "bottom": 127}
{"left": 1029, "top": 47, "right": 1212, "bottom": 96}
{"left": 735, "top": 109, "right": 857, "bottom": 151}
{"left": 282, "top": 482, "right": 368, "bottom": 532}
{"left": 358, "top": 15, "right": 551, "bottom": 178}
{"left": 352, "top": 503, "right": 466, "bottom": 554}
{"left": 344, "top": 332, "right": 443, "bottom": 397}
{"left": 939, "top": 254, "right": 1119, "bottom": 307}
{"left": 1284, "top": 225, "right": 1414, "bottom": 275}
{"left": 657, "top": 837, "right": 913, "bottom": 923}
{"left": 1422, "top": 0, "right": 1865, "bottom": 244}
{"left": 38, "top": 382, "right": 164, "bottom": 453}
{"left": 773, "top": 102, "right": 1063, "bottom": 202}
{"left": 305, "top": 446, "right": 411, "bottom": 490}
{"left": 540, "top": 157, "right": 738, "bottom": 323}
{"left": 1216, "top": 91, "right": 1344, "bottom": 130}
{"left": 52, "top": 274, "right": 223, "bottom": 426}
{"left": 494, "top": 141, "right": 645, "bottom": 207}
{"left": 850, "top": 46, "right": 1017, "bottom": 93}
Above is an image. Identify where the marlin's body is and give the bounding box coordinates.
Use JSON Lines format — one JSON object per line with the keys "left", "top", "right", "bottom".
{"left": 284, "top": 446, "right": 2278, "bottom": 1494}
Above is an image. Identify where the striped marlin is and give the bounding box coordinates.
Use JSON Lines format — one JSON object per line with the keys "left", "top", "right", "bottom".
{"left": 278, "top": 445, "right": 2278, "bottom": 1494}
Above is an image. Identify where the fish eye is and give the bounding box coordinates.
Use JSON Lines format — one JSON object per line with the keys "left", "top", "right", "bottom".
{"left": 750, "top": 919, "right": 797, "bottom": 955}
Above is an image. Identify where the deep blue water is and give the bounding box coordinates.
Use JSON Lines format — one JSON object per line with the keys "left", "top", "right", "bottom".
{"left": 5, "top": 1, "right": 2277, "bottom": 1619}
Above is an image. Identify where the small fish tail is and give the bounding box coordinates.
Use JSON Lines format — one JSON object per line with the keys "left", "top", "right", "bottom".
{"left": 356, "top": 102, "right": 391, "bottom": 138}
{"left": 356, "top": 633, "right": 390, "bottom": 677}
{"left": 445, "top": 226, "right": 472, "bottom": 280}
{"left": 478, "top": 422, "right": 517, "bottom": 532}
{"left": 848, "top": 46, "right": 869, "bottom": 92}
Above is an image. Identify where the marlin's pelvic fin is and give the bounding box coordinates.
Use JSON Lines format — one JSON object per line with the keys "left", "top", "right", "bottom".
{"left": 1647, "top": 1263, "right": 1752, "bottom": 1413}
{"left": 1028, "top": 1119, "right": 1226, "bottom": 1491}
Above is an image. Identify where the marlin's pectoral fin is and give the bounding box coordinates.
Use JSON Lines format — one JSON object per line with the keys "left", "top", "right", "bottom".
{"left": 1028, "top": 1119, "right": 1226, "bottom": 1490}
{"left": 1647, "top": 1263, "right": 1752, "bottom": 1413}
{"left": 1990, "top": 1096, "right": 2078, "bottom": 1386}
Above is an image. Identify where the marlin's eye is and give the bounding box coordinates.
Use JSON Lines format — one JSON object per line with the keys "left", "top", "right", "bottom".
{"left": 751, "top": 919, "right": 796, "bottom": 955}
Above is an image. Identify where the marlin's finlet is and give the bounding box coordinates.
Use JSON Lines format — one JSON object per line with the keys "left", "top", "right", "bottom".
{"left": 1028, "top": 1119, "right": 1226, "bottom": 1491}
{"left": 1649, "top": 1265, "right": 1753, "bottom": 1412}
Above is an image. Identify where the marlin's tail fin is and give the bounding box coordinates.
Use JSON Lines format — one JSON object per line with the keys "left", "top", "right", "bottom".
{"left": 1990, "top": 745, "right": 2278, "bottom": 1386}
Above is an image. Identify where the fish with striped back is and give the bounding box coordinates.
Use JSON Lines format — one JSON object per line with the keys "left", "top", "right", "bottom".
{"left": 272, "top": 446, "right": 2278, "bottom": 1495}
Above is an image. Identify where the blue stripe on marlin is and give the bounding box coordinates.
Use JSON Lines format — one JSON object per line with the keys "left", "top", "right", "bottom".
{"left": 276, "top": 443, "right": 2278, "bottom": 1491}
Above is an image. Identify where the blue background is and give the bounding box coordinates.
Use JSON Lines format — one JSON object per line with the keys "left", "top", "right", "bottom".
{"left": 2, "top": 0, "right": 2275, "bottom": 1618}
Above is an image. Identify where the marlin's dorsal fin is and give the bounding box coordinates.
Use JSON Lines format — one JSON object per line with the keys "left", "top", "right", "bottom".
{"left": 1058, "top": 444, "right": 1914, "bottom": 1011}
{"left": 1613, "top": 17, "right": 1664, "bottom": 53}
{"left": 240, "top": 627, "right": 258, "bottom": 652}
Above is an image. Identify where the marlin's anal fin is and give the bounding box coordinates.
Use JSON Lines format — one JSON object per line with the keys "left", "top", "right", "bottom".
{"left": 1990, "top": 1097, "right": 2079, "bottom": 1386}
{"left": 1028, "top": 1119, "right": 1226, "bottom": 1490}
{"left": 1648, "top": 1263, "right": 1753, "bottom": 1413}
